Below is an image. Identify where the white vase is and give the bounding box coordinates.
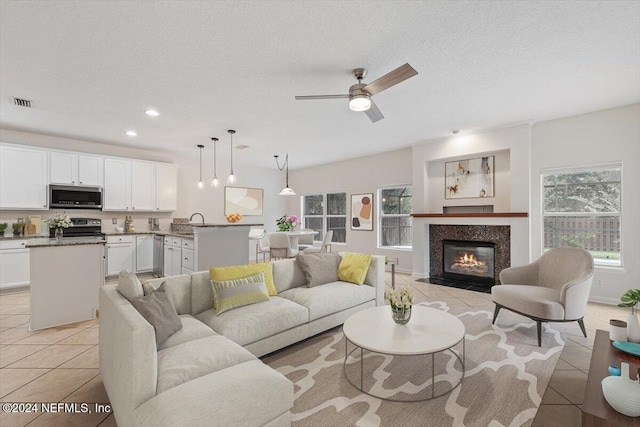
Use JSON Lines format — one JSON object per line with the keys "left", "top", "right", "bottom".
{"left": 601, "top": 362, "right": 640, "bottom": 417}
{"left": 627, "top": 312, "right": 640, "bottom": 343}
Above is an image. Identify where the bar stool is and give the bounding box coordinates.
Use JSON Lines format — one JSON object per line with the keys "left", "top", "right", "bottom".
{"left": 249, "top": 228, "right": 266, "bottom": 263}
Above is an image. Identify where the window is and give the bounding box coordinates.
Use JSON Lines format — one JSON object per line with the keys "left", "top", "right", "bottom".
{"left": 302, "top": 192, "right": 347, "bottom": 243}
{"left": 379, "top": 186, "right": 412, "bottom": 248}
{"left": 542, "top": 164, "right": 621, "bottom": 266}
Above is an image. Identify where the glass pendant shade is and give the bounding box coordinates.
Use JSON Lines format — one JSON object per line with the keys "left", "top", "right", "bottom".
{"left": 210, "top": 137, "right": 219, "bottom": 187}
{"left": 279, "top": 187, "right": 296, "bottom": 196}
{"left": 349, "top": 94, "right": 371, "bottom": 111}
{"left": 196, "top": 144, "right": 204, "bottom": 189}
{"left": 227, "top": 130, "right": 236, "bottom": 184}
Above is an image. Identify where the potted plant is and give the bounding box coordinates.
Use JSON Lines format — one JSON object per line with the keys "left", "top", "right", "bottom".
{"left": 46, "top": 213, "right": 73, "bottom": 241}
{"left": 0, "top": 223, "right": 7, "bottom": 238}
{"left": 618, "top": 289, "right": 640, "bottom": 343}
{"left": 388, "top": 287, "right": 414, "bottom": 324}
{"left": 12, "top": 222, "right": 23, "bottom": 237}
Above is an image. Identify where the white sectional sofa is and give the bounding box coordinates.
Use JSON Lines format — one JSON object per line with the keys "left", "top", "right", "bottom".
{"left": 99, "top": 255, "right": 385, "bottom": 427}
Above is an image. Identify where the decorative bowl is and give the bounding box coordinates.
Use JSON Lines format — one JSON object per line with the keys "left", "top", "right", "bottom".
{"left": 226, "top": 213, "right": 242, "bottom": 223}
{"left": 601, "top": 375, "right": 640, "bottom": 417}
{"left": 115, "top": 226, "right": 125, "bottom": 233}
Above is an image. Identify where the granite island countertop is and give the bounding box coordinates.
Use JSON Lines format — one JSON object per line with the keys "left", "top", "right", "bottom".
{"left": 26, "top": 237, "right": 107, "bottom": 248}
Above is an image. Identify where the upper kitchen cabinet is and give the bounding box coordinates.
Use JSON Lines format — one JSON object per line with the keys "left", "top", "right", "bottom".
{"left": 0, "top": 144, "right": 48, "bottom": 209}
{"left": 131, "top": 161, "right": 156, "bottom": 211}
{"left": 156, "top": 163, "right": 177, "bottom": 211}
{"left": 49, "top": 151, "right": 103, "bottom": 186}
{"left": 103, "top": 158, "right": 131, "bottom": 211}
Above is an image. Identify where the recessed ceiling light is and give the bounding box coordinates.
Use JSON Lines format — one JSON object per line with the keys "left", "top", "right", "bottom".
{"left": 126, "top": 130, "right": 138, "bottom": 136}
{"left": 145, "top": 109, "right": 159, "bottom": 117}
{"left": 452, "top": 130, "right": 461, "bottom": 135}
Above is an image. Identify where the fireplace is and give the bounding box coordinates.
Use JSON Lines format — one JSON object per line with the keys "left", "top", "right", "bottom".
{"left": 442, "top": 240, "right": 495, "bottom": 285}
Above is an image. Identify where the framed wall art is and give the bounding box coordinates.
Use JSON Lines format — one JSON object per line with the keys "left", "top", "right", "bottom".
{"left": 445, "top": 156, "right": 495, "bottom": 199}
{"left": 351, "top": 193, "right": 373, "bottom": 231}
{"left": 224, "top": 186, "right": 264, "bottom": 215}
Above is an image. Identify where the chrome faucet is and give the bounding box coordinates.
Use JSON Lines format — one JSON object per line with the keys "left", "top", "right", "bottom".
{"left": 189, "top": 212, "right": 205, "bottom": 224}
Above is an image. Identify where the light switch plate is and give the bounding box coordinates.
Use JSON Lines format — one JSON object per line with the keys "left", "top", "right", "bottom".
{"left": 112, "top": 218, "right": 117, "bottom": 224}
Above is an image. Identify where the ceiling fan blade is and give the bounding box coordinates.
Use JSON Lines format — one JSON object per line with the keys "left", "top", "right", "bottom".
{"left": 295, "top": 94, "right": 349, "bottom": 100}
{"left": 364, "top": 100, "right": 384, "bottom": 123}
{"left": 362, "top": 63, "right": 418, "bottom": 96}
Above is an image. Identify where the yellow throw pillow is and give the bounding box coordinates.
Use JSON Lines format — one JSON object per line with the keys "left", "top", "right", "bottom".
{"left": 211, "top": 272, "right": 270, "bottom": 315}
{"left": 338, "top": 253, "right": 372, "bottom": 285}
{"left": 209, "top": 262, "right": 277, "bottom": 296}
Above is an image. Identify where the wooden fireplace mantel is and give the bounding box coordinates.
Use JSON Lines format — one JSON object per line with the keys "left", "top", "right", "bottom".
{"left": 412, "top": 212, "right": 528, "bottom": 218}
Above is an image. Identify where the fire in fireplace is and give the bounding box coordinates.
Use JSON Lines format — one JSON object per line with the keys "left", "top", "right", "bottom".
{"left": 443, "top": 240, "right": 496, "bottom": 285}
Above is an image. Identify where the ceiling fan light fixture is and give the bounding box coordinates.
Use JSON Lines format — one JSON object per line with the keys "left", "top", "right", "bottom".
{"left": 349, "top": 94, "right": 371, "bottom": 112}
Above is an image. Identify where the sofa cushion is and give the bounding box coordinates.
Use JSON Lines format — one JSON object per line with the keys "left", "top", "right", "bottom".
{"left": 211, "top": 272, "right": 271, "bottom": 315}
{"left": 191, "top": 271, "right": 214, "bottom": 316}
{"left": 117, "top": 270, "right": 143, "bottom": 303}
{"left": 195, "top": 297, "right": 308, "bottom": 346}
{"left": 210, "top": 262, "right": 277, "bottom": 296}
{"left": 131, "top": 290, "right": 183, "bottom": 347}
{"left": 338, "top": 253, "right": 372, "bottom": 285}
{"left": 271, "top": 258, "right": 307, "bottom": 293}
{"left": 492, "top": 284, "right": 565, "bottom": 320}
{"left": 296, "top": 252, "right": 340, "bottom": 287}
{"left": 158, "top": 315, "right": 218, "bottom": 350}
{"left": 278, "top": 281, "right": 375, "bottom": 321}
{"left": 156, "top": 335, "right": 256, "bottom": 394}
{"left": 143, "top": 275, "right": 192, "bottom": 315}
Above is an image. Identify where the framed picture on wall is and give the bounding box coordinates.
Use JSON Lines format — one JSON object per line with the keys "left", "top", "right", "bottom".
{"left": 351, "top": 193, "right": 373, "bottom": 231}
{"left": 445, "top": 156, "right": 495, "bottom": 199}
{"left": 224, "top": 186, "right": 264, "bottom": 215}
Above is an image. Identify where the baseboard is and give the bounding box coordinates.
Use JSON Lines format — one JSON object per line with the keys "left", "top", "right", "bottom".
{"left": 412, "top": 272, "right": 428, "bottom": 279}
{"left": 588, "top": 295, "right": 620, "bottom": 306}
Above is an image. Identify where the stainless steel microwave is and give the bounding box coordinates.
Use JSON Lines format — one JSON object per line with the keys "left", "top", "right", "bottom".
{"left": 49, "top": 185, "right": 103, "bottom": 209}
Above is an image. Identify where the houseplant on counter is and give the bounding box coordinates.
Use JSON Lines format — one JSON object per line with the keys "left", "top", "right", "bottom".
{"left": 46, "top": 213, "right": 73, "bottom": 242}
{"left": 618, "top": 289, "right": 640, "bottom": 343}
{"left": 276, "top": 214, "right": 300, "bottom": 232}
{"left": 0, "top": 223, "right": 7, "bottom": 238}
{"left": 389, "top": 286, "right": 414, "bottom": 324}
{"left": 12, "top": 222, "right": 23, "bottom": 237}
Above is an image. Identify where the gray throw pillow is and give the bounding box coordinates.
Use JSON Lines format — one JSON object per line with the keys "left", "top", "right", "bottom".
{"left": 131, "top": 289, "right": 183, "bottom": 346}
{"left": 296, "top": 252, "right": 341, "bottom": 287}
{"left": 117, "top": 270, "right": 144, "bottom": 303}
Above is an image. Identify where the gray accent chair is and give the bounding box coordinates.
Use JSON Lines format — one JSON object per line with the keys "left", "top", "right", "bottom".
{"left": 492, "top": 247, "right": 594, "bottom": 346}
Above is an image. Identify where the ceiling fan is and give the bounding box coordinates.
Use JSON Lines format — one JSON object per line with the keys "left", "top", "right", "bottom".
{"left": 295, "top": 63, "right": 418, "bottom": 123}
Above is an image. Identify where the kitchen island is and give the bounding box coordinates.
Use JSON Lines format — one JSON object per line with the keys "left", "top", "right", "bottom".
{"left": 191, "top": 223, "right": 263, "bottom": 270}
{"left": 27, "top": 238, "right": 104, "bottom": 330}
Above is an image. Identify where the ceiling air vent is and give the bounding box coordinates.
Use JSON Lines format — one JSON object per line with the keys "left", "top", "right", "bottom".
{"left": 12, "top": 97, "right": 33, "bottom": 108}
{"left": 235, "top": 145, "right": 250, "bottom": 150}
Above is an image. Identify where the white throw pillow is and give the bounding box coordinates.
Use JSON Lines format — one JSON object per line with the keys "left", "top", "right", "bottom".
{"left": 117, "top": 270, "right": 144, "bottom": 303}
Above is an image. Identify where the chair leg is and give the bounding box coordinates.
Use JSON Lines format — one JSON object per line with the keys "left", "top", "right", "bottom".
{"left": 537, "top": 320, "right": 542, "bottom": 347}
{"left": 492, "top": 305, "right": 501, "bottom": 324}
{"left": 577, "top": 318, "right": 587, "bottom": 337}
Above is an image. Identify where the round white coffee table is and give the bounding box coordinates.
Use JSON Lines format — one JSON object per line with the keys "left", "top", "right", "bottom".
{"left": 343, "top": 305, "right": 465, "bottom": 401}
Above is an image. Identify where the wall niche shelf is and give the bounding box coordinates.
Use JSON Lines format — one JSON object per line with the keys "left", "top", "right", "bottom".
{"left": 412, "top": 213, "right": 528, "bottom": 218}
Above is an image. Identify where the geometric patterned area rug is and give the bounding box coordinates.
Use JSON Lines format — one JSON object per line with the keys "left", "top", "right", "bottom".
{"left": 263, "top": 301, "right": 565, "bottom": 427}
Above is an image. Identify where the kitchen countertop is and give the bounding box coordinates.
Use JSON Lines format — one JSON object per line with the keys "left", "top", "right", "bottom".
{"left": 26, "top": 237, "right": 107, "bottom": 248}
{"left": 105, "top": 231, "right": 194, "bottom": 238}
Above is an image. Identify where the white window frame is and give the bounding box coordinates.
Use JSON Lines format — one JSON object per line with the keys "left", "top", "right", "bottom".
{"left": 301, "top": 192, "right": 347, "bottom": 244}
{"left": 541, "top": 162, "right": 622, "bottom": 268}
{"left": 378, "top": 185, "right": 413, "bottom": 250}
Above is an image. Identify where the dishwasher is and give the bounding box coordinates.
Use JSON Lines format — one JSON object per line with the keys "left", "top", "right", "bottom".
{"left": 153, "top": 235, "right": 164, "bottom": 277}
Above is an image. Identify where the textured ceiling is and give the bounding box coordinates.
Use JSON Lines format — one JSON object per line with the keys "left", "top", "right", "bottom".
{"left": 1, "top": 1, "right": 639, "bottom": 169}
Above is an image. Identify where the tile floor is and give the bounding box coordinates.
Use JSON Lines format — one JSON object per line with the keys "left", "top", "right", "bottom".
{"left": 0, "top": 272, "right": 628, "bottom": 427}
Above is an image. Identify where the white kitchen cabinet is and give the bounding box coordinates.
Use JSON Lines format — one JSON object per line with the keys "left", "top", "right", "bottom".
{"left": 50, "top": 151, "right": 103, "bottom": 186}
{"left": 156, "top": 163, "right": 177, "bottom": 211}
{"left": 163, "top": 236, "right": 189, "bottom": 276}
{"left": 136, "top": 235, "right": 154, "bottom": 272}
{"left": 0, "top": 240, "right": 30, "bottom": 288}
{"left": 49, "top": 151, "right": 78, "bottom": 184}
{"left": 106, "top": 235, "right": 135, "bottom": 276}
{"left": 0, "top": 144, "right": 48, "bottom": 209}
{"left": 103, "top": 158, "right": 131, "bottom": 211}
{"left": 131, "top": 161, "right": 155, "bottom": 211}
{"left": 77, "top": 155, "right": 103, "bottom": 186}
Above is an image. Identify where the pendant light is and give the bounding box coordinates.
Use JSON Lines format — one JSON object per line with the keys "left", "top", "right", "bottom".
{"left": 197, "top": 144, "right": 204, "bottom": 189}
{"left": 274, "top": 153, "right": 296, "bottom": 195}
{"left": 210, "top": 137, "right": 219, "bottom": 187}
{"left": 227, "top": 129, "right": 236, "bottom": 184}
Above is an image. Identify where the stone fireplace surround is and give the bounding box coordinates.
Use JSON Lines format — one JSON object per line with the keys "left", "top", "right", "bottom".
{"left": 430, "top": 225, "right": 511, "bottom": 285}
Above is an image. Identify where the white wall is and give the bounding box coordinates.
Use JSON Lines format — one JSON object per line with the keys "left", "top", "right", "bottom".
{"left": 288, "top": 148, "right": 413, "bottom": 273}
{"left": 530, "top": 103, "right": 640, "bottom": 304}
{"left": 411, "top": 124, "right": 531, "bottom": 277}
